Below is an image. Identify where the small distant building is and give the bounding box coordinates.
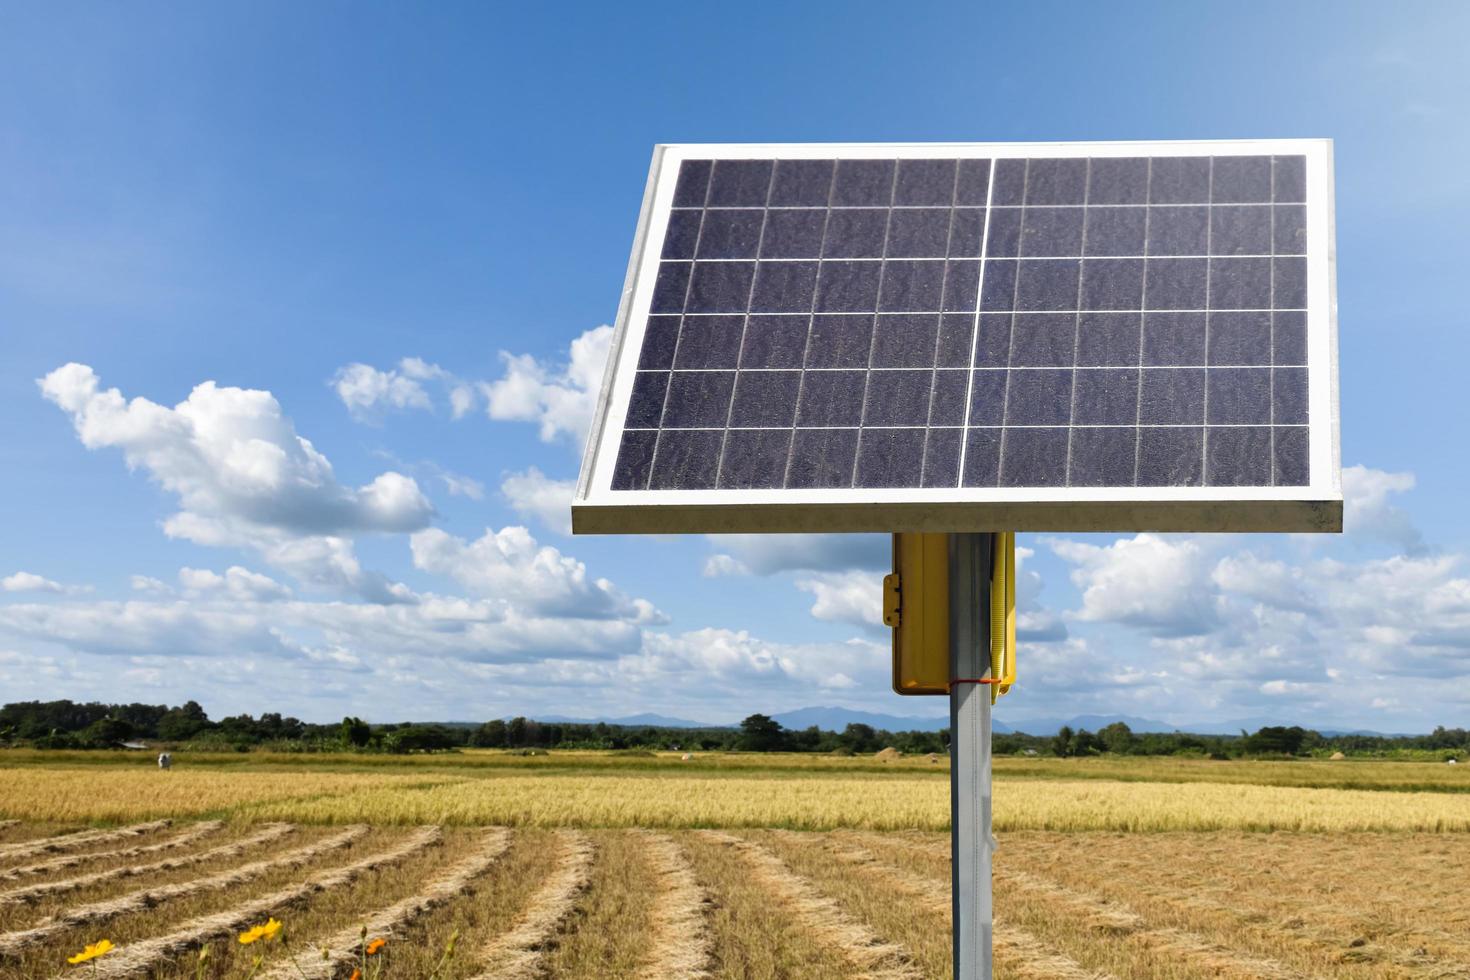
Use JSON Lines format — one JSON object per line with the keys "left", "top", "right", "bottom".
{"left": 120, "top": 741, "right": 150, "bottom": 750}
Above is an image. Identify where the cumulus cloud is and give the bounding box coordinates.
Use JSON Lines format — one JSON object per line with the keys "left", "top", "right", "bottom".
{"left": 794, "top": 571, "right": 883, "bottom": 631}
{"left": 1048, "top": 534, "right": 1222, "bottom": 637}
{"left": 703, "top": 534, "right": 888, "bottom": 577}
{"left": 1340, "top": 465, "right": 1425, "bottom": 554}
{"left": 331, "top": 362, "right": 432, "bottom": 419}
{"left": 410, "top": 525, "right": 664, "bottom": 623}
{"left": 2, "top": 572, "right": 68, "bottom": 594}
{"left": 702, "top": 554, "right": 750, "bottom": 578}
{"left": 1029, "top": 466, "right": 1470, "bottom": 726}
{"left": 0, "top": 593, "right": 645, "bottom": 671}
{"left": 500, "top": 468, "right": 576, "bottom": 535}
{"left": 331, "top": 326, "right": 612, "bottom": 449}
{"left": 330, "top": 358, "right": 477, "bottom": 422}
{"left": 480, "top": 326, "right": 612, "bottom": 446}
{"left": 632, "top": 628, "right": 870, "bottom": 692}
{"left": 179, "top": 566, "right": 292, "bottom": 603}
{"left": 129, "top": 575, "right": 173, "bottom": 595}
{"left": 39, "top": 364, "right": 433, "bottom": 602}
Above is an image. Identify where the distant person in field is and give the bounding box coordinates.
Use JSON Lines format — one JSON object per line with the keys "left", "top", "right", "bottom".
{"left": 158, "top": 752, "right": 172, "bottom": 770}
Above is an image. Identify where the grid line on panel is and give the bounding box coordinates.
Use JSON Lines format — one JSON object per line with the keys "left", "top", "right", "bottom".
{"left": 1062, "top": 159, "right": 1091, "bottom": 487}
{"left": 688, "top": 307, "right": 1304, "bottom": 315}
{"left": 639, "top": 362, "right": 1306, "bottom": 373}
{"left": 646, "top": 168, "right": 716, "bottom": 490}
{"left": 618, "top": 152, "right": 1313, "bottom": 494}
{"left": 623, "top": 422, "right": 1309, "bottom": 432}
{"left": 1200, "top": 157, "right": 1214, "bottom": 486}
{"left": 917, "top": 162, "right": 965, "bottom": 485}
{"left": 780, "top": 164, "right": 837, "bottom": 490}
{"left": 1132, "top": 159, "right": 1153, "bottom": 487}
{"left": 956, "top": 159, "right": 999, "bottom": 487}
{"left": 849, "top": 159, "right": 904, "bottom": 489}
{"left": 688, "top": 253, "right": 1302, "bottom": 262}
{"left": 713, "top": 162, "right": 779, "bottom": 490}
{"left": 678, "top": 202, "right": 1293, "bottom": 212}
{"left": 993, "top": 159, "right": 1031, "bottom": 488}
{"left": 1269, "top": 156, "right": 1277, "bottom": 487}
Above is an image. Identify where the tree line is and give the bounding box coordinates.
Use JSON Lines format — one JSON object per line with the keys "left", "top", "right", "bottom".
{"left": 1, "top": 700, "right": 1466, "bottom": 759}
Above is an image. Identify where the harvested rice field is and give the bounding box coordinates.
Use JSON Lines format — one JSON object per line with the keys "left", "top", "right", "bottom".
{"left": 2, "top": 752, "right": 1467, "bottom": 977}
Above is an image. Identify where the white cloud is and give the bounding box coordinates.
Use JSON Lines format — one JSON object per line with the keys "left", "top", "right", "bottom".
{"left": 702, "top": 534, "right": 888, "bottom": 576}
{"left": 438, "top": 470, "right": 485, "bottom": 500}
{"left": 330, "top": 362, "right": 433, "bottom": 421}
{"left": 2, "top": 572, "right": 67, "bottom": 594}
{"left": 1024, "top": 467, "right": 1470, "bottom": 727}
{"left": 129, "top": 575, "right": 173, "bottom": 595}
{"left": 1260, "top": 679, "right": 1315, "bottom": 696}
{"left": 1048, "top": 534, "right": 1222, "bottom": 636}
{"left": 179, "top": 566, "right": 292, "bottom": 603}
{"left": 39, "top": 364, "right": 433, "bottom": 602}
{"left": 702, "top": 554, "right": 750, "bottom": 578}
{"left": 0, "top": 593, "right": 645, "bottom": 673}
{"left": 794, "top": 571, "right": 883, "bottom": 631}
{"left": 1340, "top": 465, "right": 1425, "bottom": 554}
{"left": 481, "top": 326, "right": 613, "bottom": 446}
{"left": 500, "top": 468, "right": 576, "bottom": 535}
{"left": 330, "top": 325, "right": 612, "bottom": 447}
{"left": 410, "top": 525, "right": 664, "bottom": 623}
{"left": 632, "top": 628, "right": 870, "bottom": 692}
{"left": 330, "top": 358, "right": 479, "bottom": 422}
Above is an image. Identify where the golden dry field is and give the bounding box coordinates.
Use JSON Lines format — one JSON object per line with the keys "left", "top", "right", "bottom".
{"left": 1, "top": 751, "right": 1467, "bottom": 978}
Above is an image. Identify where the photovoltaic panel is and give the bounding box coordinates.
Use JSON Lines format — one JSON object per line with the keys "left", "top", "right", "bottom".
{"left": 574, "top": 141, "right": 1340, "bottom": 535}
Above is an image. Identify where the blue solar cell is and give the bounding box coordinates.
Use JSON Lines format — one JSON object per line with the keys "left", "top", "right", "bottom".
{"left": 1137, "top": 427, "right": 1204, "bottom": 486}
{"left": 1000, "top": 427, "right": 1070, "bottom": 486}
{"left": 615, "top": 150, "right": 1316, "bottom": 492}
{"left": 855, "top": 428, "right": 926, "bottom": 488}
{"left": 719, "top": 429, "right": 793, "bottom": 488}
{"left": 787, "top": 428, "right": 859, "bottom": 488}
{"left": 1070, "top": 427, "right": 1138, "bottom": 486}
{"left": 649, "top": 429, "right": 722, "bottom": 489}
{"left": 1206, "top": 426, "right": 1272, "bottom": 485}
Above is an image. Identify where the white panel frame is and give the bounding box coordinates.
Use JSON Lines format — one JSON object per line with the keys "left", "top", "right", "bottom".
{"left": 574, "top": 139, "right": 1341, "bottom": 535}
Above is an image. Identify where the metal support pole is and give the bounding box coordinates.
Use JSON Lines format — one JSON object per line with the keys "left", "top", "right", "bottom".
{"left": 950, "top": 532, "right": 993, "bottom": 980}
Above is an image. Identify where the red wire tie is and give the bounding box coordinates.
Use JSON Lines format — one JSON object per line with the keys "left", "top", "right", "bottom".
{"left": 949, "top": 677, "right": 1004, "bottom": 686}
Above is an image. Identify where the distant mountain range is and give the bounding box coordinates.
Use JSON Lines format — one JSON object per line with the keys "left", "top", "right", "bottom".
{"left": 521, "top": 706, "right": 1408, "bottom": 738}
{"left": 532, "top": 712, "right": 722, "bottom": 729}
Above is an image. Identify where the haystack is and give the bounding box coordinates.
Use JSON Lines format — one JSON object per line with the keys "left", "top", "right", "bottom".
{"left": 1330, "top": 751, "right": 1346, "bottom": 760}
{"left": 874, "top": 747, "right": 902, "bottom": 762}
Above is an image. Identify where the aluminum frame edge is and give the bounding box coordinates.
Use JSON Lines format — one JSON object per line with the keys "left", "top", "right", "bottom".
{"left": 572, "top": 497, "right": 1343, "bottom": 535}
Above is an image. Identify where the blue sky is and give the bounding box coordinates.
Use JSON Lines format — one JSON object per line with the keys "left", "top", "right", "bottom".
{"left": 2, "top": 2, "right": 1468, "bottom": 731}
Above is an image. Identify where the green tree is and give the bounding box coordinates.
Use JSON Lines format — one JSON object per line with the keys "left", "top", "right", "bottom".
{"left": 737, "top": 714, "right": 787, "bottom": 752}
{"left": 1070, "top": 728, "right": 1102, "bottom": 756}
{"left": 81, "top": 716, "right": 135, "bottom": 748}
{"left": 340, "top": 716, "right": 372, "bottom": 748}
{"left": 838, "top": 723, "right": 880, "bottom": 754}
{"left": 1098, "top": 721, "right": 1135, "bottom": 754}
{"left": 1244, "top": 726, "right": 1311, "bottom": 756}
{"left": 157, "top": 701, "right": 210, "bottom": 741}
{"left": 1051, "top": 725, "right": 1075, "bottom": 757}
{"left": 470, "top": 719, "right": 507, "bottom": 748}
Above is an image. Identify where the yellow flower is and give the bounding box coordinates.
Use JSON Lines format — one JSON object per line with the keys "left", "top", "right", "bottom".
{"left": 238, "top": 918, "right": 283, "bottom": 945}
{"left": 365, "top": 937, "right": 387, "bottom": 956}
{"left": 68, "top": 939, "right": 115, "bottom": 964}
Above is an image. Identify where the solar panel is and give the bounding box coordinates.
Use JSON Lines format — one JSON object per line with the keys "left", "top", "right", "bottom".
{"left": 574, "top": 141, "right": 1341, "bottom": 534}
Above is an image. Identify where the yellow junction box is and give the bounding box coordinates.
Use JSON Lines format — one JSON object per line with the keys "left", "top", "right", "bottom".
{"left": 887, "top": 532, "right": 1016, "bottom": 699}
{"left": 886, "top": 533, "right": 951, "bottom": 696}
